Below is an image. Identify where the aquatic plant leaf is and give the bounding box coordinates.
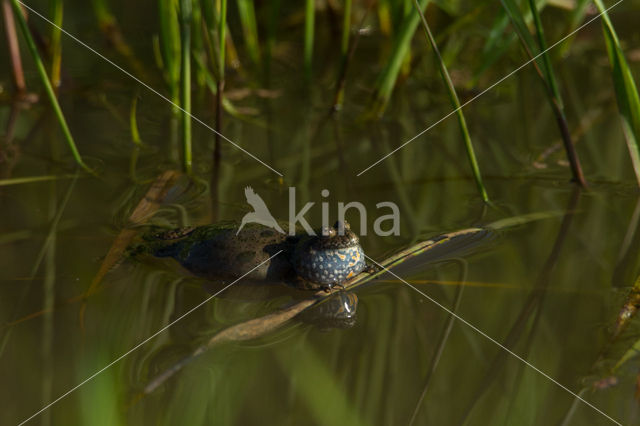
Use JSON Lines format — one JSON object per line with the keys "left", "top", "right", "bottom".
{"left": 237, "top": 0, "right": 261, "bottom": 66}
{"left": 613, "top": 337, "right": 640, "bottom": 372}
{"left": 413, "top": 0, "right": 489, "bottom": 201}
{"left": 158, "top": 0, "right": 181, "bottom": 98}
{"left": 80, "top": 170, "right": 182, "bottom": 325}
{"left": 371, "top": 0, "right": 430, "bottom": 116}
{"left": 593, "top": 0, "right": 640, "bottom": 187}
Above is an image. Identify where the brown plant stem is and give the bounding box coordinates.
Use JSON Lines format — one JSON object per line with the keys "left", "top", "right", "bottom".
{"left": 2, "top": 0, "right": 25, "bottom": 92}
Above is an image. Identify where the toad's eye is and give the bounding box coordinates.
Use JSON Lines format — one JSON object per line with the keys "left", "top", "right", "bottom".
{"left": 321, "top": 226, "right": 336, "bottom": 237}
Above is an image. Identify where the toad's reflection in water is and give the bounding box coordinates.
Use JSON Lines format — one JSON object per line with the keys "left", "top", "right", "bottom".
{"left": 297, "top": 291, "right": 359, "bottom": 329}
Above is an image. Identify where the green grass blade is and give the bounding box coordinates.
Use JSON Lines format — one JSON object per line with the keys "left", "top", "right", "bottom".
{"left": 264, "top": 0, "right": 280, "bottom": 79}
{"left": 190, "top": 0, "right": 206, "bottom": 92}
{"left": 527, "top": 0, "right": 587, "bottom": 185}
{"left": 130, "top": 94, "right": 142, "bottom": 146}
{"left": 473, "top": 0, "right": 544, "bottom": 83}
{"left": 2, "top": 1, "right": 26, "bottom": 92}
{"left": 91, "top": 0, "right": 147, "bottom": 79}
{"left": 371, "top": 0, "right": 429, "bottom": 116}
{"left": 501, "top": 0, "right": 587, "bottom": 186}
{"left": 593, "top": 0, "right": 640, "bottom": 187}
{"left": 158, "top": 0, "right": 181, "bottom": 104}
{"left": 413, "top": 0, "right": 489, "bottom": 202}
{"left": 0, "top": 175, "right": 77, "bottom": 186}
{"left": 49, "top": 0, "right": 63, "bottom": 89}
{"left": 304, "top": 0, "right": 315, "bottom": 81}
{"left": 236, "top": 0, "right": 261, "bottom": 66}
{"left": 341, "top": 0, "right": 352, "bottom": 56}
{"left": 528, "top": 0, "right": 562, "bottom": 108}
{"left": 500, "top": 0, "right": 542, "bottom": 63}
{"left": 333, "top": 0, "right": 352, "bottom": 109}
{"left": 10, "top": 0, "right": 90, "bottom": 172}
{"left": 558, "top": 0, "right": 591, "bottom": 55}
{"left": 613, "top": 336, "right": 640, "bottom": 372}
{"left": 218, "top": 0, "right": 227, "bottom": 80}
{"left": 180, "top": 0, "right": 192, "bottom": 173}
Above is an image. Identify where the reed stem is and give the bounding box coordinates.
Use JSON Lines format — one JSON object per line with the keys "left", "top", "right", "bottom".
{"left": 49, "top": 0, "right": 63, "bottom": 89}
{"left": 304, "top": 0, "right": 315, "bottom": 81}
{"left": 237, "top": 0, "right": 260, "bottom": 66}
{"left": 333, "top": 0, "right": 352, "bottom": 110}
{"left": 501, "top": 0, "right": 587, "bottom": 186}
{"left": 10, "top": 0, "right": 90, "bottom": 172}
{"left": 527, "top": 0, "right": 586, "bottom": 186}
{"left": 413, "top": 0, "right": 489, "bottom": 202}
{"left": 180, "top": 0, "right": 192, "bottom": 173}
{"left": 2, "top": 0, "right": 25, "bottom": 92}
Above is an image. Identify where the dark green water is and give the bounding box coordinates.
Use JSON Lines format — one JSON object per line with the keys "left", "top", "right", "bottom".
{"left": 2, "top": 1, "right": 640, "bottom": 425}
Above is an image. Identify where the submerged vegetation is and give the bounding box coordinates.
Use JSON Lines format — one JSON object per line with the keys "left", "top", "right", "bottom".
{"left": 2, "top": 0, "right": 640, "bottom": 425}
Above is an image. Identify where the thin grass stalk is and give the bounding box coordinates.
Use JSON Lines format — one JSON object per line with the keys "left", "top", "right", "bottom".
{"left": 217, "top": 0, "right": 226, "bottom": 80}
{"left": 333, "top": 0, "right": 352, "bottom": 110}
{"left": 236, "top": 0, "right": 260, "bottom": 66}
{"left": 158, "top": 0, "right": 181, "bottom": 105}
{"left": 2, "top": 0, "right": 26, "bottom": 92}
{"left": 264, "top": 0, "right": 280, "bottom": 81}
{"left": 0, "top": 174, "right": 76, "bottom": 186}
{"left": 41, "top": 174, "right": 58, "bottom": 426}
{"left": 528, "top": 0, "right": 561, "bottom": 107}
{"left": 376, "top": 0, "right": 391, "bottom": 35}
{"left": 501, "top": 0, "right": 587, "bottom": 186}
{"left": 262, "top": 0, "right": 280, "bottom": 170}
{"left": 211, "top": 0, "right": 227, "bottom": 220}
{"left": 10, "top": 0, "right": 90, "bottom": 172}
{"left": 593, "top": 0, "right": 640, "bottom": 187}
{"left": 560, "top": 0, "right": 591, "bottom": 55}
{"left": 130, "top": 93, "right": 142, "bottom": 146}
{"left": 304, "top": 0, "right": 315, "bottom": 81}
{"left": 91, "top": 0, "right": 147, "bottom": 79}
{"left": 49, "top": 0, "right": 63, "bottom": 89}
{"left": 0, "top": 174, "right": 77, "bottom": 367}
{"left": 191, "top": 0, "right": 206, "bottom": 93}
{"left": 413, "top": 0, "right": 489, "bottom": 202}
{"left": 371, "top": 0, "right": 429, "bottom": 116}
{"left": 527, "top": 0, "right": 587, "bottom": 186}
{"left": 158, "top": 0, "right": 181, "bottom": 164}
{"left": 409, "top": 260, "right": 466, "bottom": 425}
{"left": 340, "top": 0, "right": 351, "bottom": 56}
{"left": 180, "top": 0, "right": 192, "bottom": 173}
